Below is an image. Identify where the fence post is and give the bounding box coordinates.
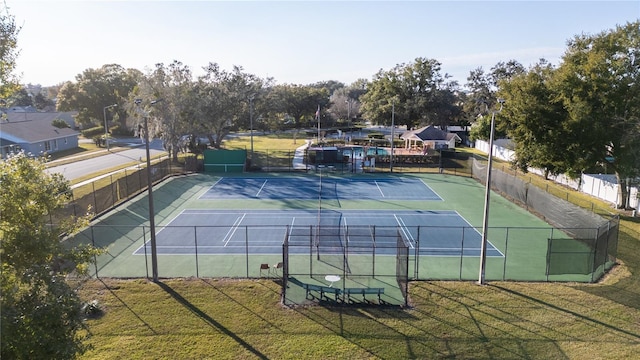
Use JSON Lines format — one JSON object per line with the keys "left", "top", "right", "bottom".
{"left": 502, "top": 228, "right": 509, "bottom": 281}
{"left": 142, "top": 225, "right": 149, "bottom": 279}
{"left": 91, "top": 225, "right": 99, "bottom": 278}
{"left": 245, "top": 226, "right": 249, "bottom": 278}
{"left": 110, "top": 174, "right": 115, "bottom": 208}
{"left": 591, "top": 227, "right": 601, "bottom": 283}
{"left": 414, "top": 226, "right": 420, "bottom": 280}
{"left": 91, "top": 182, "right": 97, "bottom": 214}
{"left": 459, "top": 227, "right": 464, "bottom": 280}
{"left": 194, "top": 226, "right": 199, "bottom": 278}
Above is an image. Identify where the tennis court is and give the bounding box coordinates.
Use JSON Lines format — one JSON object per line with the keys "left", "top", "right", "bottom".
{"left": 133, "top": 209, "right": 502, "bottom": 257}
{"left": 199, "top": 176, "right": 442, "bottom": 200}
{"left": 76, "top": 171, "right": 613, "bottom": 286}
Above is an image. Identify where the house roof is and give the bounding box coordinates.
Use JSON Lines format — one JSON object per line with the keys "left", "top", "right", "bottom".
{"left": 400, "top": 125, "right": 461, "bottom": 142}
{"left": 0, "top": 112, "right": 79, "bottom": 143}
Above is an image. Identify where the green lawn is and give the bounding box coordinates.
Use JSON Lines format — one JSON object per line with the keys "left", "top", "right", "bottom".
{"left": 78, "top": 263, "right": 640, "bottom": 359}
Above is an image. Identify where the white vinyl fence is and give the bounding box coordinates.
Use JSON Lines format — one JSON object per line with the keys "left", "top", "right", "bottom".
{"left": 474, "top": 139, "right": 639, "bottom": 210}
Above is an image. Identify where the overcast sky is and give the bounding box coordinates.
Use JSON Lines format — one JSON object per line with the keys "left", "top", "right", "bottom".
{"left": 8, "top": 0, "right": 640, "bottom": 88}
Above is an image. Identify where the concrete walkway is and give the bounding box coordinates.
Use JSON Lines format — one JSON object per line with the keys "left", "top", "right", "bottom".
{"left": 292, "top": 140, "right": 311, "bottom": 170}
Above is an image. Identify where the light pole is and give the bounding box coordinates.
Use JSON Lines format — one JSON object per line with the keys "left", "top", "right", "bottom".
{"left": 249, "top": 95, "right": 254, "bottom": 161}
{"left": 478, "top": 99, "right": 504, "bottom": 285}
{"left": 135, "top": 98, "right": 162, "bottom": 282}
{"left": 345, "top": 99, "right": 351, "bottom": 137}
{"left": 316, "top": 105, "right": 321, "bottom": 145}
{"left": 103, "top": 104, "right": 117, "bottom": 151}
{"left": 390, "top": 99, "right": 395, "bottom": 172}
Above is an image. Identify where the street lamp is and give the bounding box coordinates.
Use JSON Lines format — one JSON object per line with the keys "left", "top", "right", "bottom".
{"left": 345, "top": 99, "right": 351, "bottom": 136}
{"left": 103, "top": 104, "right": 118, "bottom": 151}
{"left": 478, "top": 99, "right": 504, "bottom": 285}
{"left": 249, "top": 95, "right": 255, "bottom": 161}
{"left": 135, "top": 98, "right": 162, "bottom": 282}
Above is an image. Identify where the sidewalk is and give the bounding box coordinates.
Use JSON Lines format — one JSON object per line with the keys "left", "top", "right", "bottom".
{"left": 292, "top": 140, "right": 311, "bottom": 170}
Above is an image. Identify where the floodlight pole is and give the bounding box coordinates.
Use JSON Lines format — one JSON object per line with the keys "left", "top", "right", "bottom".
{"left": 390, "top": 99, "right": 395, "bottom": 172}
{"left": 103, "top": 104, "right": 117, "bottom": 151}
{"left": 317, "top": 105, "right": 321, "bottom": 145}
{"left": 345, "top": 99, "right": 351, "bottom": 137}
{"left": 478, "top": 100, "right": 504, "bottom": 285}
{"left": 136, "top": 98, "right": 162, "bottom": 282}
{"left": 249, "top": 95, "right": 254, "bottom": 161}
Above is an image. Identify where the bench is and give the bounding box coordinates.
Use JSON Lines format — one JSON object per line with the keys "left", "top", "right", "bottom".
{"left": 304, "top": 284, "right": 341, "bottom": 301}
{"left": 344, "top": 287, "right": 385, "bottom": 304}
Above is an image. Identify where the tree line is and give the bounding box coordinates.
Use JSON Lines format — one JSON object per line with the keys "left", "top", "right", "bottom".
{"left": 42, "top": 20, "right": 640, "bottom": 209}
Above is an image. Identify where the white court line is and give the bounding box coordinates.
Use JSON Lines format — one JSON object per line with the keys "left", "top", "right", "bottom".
{"left": 453, "top": 210, "right": 505, "bottom": 257}
{"left": 223, "top": 213, "right": 246, "bottom": 247}
{"left": 420, "top": 179, "right": 444, "bottom": 200}
{"left": 374, "top": 181, "right": 385, "bottom": 197}
{"left": 255, "top": 179, "right": 268, "bottom": 197}
{"left": 394, "top": 215, "right": 415, "bottom": 249}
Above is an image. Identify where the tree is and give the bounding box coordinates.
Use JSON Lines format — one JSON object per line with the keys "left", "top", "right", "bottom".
{"left": 9, "top": 87, "right": 32, "bottom": 107}
{"left": 552, "top": 21, "right": 640, "bottom": 208}
{"left": 0, "top": 2, "right": 21, "bottom": 99}
{"left": 134, "top": 61, "right": 195, "bottom": 161}
{"left": 360, "top": 57, "right": 459, "bottom": 129}
{"left": 498, "top": 60, "right": 571, "bottom": 178}
{"left": 1, "top": 152, "right": 101, "bottom": 359}
{"left": 57, "top": 64, "right": 141, "bottom": 128}
{"left": 269, "top": 84, "right": 329, "bottom": 128}
{"left": 193, "top": 63, "right": 268, "bottom": 149}
{"left": 462, "top": 67, "right": 493, "bottom": 125}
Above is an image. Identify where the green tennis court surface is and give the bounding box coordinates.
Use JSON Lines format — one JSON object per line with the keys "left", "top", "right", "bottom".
{"left": 76, "top": 172, "right": 603, "bottom": 283}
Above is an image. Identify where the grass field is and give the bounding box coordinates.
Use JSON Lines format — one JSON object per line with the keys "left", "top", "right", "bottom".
{"left": 77, "top": 264, "right": 640, "bottom": 359}
{"left": 71, "top": 135, "right": 640, "bottom": 359}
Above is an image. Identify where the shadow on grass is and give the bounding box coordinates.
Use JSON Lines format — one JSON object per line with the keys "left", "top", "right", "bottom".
{"left": 492, "top": 283, "right": 640, "bottom": 341}
{"left": 157, "top": 281, "right": 269, "bottom": 360}
{"left": 573, "top": 225, "right": 640, "bottom": 311}
{"left": 98, "top": 278, "right": 157, "bottom": 335}
{"left": 410, "top": 282, "right": 570, "bottom": 359}
{"left": 199, "top": 278, "right": 285, "bottom": 333}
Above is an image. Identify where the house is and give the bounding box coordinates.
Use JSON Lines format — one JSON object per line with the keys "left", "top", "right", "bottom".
{"left": 400, "top": 125, "right": 461, "bottom": 152}
{"left": 0, "top": 112, "right": 80, "bottom": 158}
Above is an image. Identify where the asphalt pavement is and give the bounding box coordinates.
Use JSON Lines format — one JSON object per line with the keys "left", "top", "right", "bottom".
{"left": 46, "top": 138, "right": 167, "bottom": 182}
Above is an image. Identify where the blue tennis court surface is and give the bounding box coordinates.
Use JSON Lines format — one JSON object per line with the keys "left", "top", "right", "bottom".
{"left": 133, "top": 209, "right": 503, "bottom": 257}
{"left": 199, "top": 177, "right": 442, "bottom": 200}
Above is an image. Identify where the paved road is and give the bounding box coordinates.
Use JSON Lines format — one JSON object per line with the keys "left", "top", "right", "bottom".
{"left": 46, "top": 139, "right": 167, "bottom": 181}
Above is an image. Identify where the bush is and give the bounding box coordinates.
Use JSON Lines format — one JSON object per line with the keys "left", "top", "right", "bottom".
{"left": 110, "top": 125, "right": 133, "bottom": 136}
{"left": 82, "top": 126, "right": 105, "bottom": 138}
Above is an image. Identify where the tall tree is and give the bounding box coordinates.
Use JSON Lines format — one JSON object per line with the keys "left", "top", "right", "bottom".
{"left": 462, "top": 67, "right": 493, "bottom": 125}
{"left": 0, "top": 2, "right": 21, "bottom": 99}
{"left": 134, "top": 61, "right": 195, "bottom": 161}
{"left": 498, "top": 60, "right": 571, "bottom": 178}
{"left": 57, "top": 64, "right": 140, "bottom": 128}
{"left": 553, "top": 21, "right": 640, "bottom": 208}
{"left": 270, "top": 84, "right": 329, "bottom": 128}
{"left": 1, "top": 152, "right": 101, "bottom": 359}
{"left": 360, "top": 57, "right": 459, "bottom": 128}
{"left": 193, "top": 63, "right": 266, "bottom": 148}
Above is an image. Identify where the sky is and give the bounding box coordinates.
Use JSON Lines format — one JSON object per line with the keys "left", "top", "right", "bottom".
{"left": 7, "top": 0, "right": 640, "bottom": 88}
